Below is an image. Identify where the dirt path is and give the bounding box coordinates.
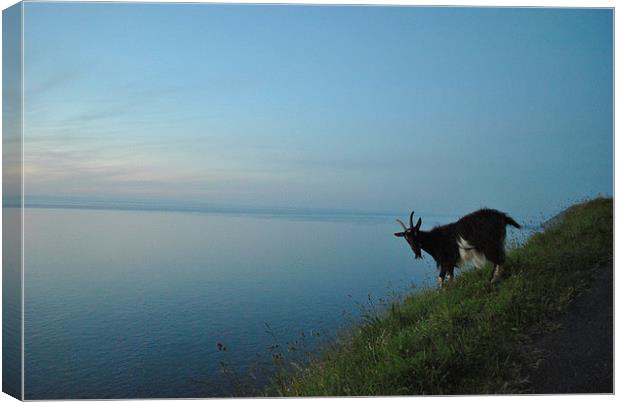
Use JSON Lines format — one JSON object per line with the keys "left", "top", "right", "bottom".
{"left": 521, "top": 257, "right": 613, "bottom": 394}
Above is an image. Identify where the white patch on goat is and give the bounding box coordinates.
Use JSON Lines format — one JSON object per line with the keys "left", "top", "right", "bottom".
{"left": 457, "top": 236, "right": 488, "bottom": 268}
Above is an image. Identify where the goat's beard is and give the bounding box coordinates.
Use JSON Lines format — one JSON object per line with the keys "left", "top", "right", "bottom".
{"left": 412, "top": 247, "right": 422, "bottom": 259}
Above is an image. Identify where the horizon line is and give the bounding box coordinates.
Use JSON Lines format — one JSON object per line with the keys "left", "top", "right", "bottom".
{"left": 3, "top": 197, "right": 544, "bottom": 228}
{"left": 4, "top": 197, "right": 414, "bottom": 218}
{"left": 1, "top": 196, "right": 471, "bottom": 221}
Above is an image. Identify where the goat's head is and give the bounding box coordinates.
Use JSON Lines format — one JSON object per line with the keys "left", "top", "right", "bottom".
{"left": 394, "top": 211, "right": 423, "bottom": 259}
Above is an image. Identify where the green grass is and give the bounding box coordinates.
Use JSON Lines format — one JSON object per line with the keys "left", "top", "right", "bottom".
{"left": 275, "top": 197, "right": 613, "bottom": 396}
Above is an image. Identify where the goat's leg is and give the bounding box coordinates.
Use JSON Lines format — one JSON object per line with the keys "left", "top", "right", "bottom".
{"left": 447, "top": 266, "right": 455, "bottom": 283}
{"left": 438, "top": 267, "right": 447, "bottom": 289}
{"left": 490, "top": 265, "right": 503, "bottom": 283}
{"left": 485, "top": 244, "right": 505, "bottom": 284}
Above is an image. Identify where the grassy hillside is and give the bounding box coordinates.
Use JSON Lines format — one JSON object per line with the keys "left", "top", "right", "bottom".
{"left": 275, "top": 198, "right": 613, "bottom": 396}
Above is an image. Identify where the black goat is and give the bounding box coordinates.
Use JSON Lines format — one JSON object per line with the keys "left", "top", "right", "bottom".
{"left": 394, "top": 209, "right": 521, "bottom": 288}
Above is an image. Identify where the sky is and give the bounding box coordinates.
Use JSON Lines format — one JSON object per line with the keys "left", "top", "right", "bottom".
{"left": 21, "top": 3, "right": 613, "bottom": 218}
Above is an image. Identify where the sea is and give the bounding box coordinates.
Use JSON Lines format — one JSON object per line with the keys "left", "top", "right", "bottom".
{"left": 21, "top": 207, "right": 532, "bottom": 398}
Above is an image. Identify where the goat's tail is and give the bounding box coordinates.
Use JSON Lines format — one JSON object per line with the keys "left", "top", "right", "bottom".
{"left": 505, "top": 215, "right": 521, "bottom": 229}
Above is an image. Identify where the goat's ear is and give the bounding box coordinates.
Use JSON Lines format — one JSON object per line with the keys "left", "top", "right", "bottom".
{"left": 415, "top": 218, "right": 422, "bottom": 230}
{"left": 394, "top": 232, "right": 405, "bottom": 237}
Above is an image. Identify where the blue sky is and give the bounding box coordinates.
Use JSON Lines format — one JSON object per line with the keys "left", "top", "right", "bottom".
{"left": 22, "top": 3, "right": 612, "bottom": 217}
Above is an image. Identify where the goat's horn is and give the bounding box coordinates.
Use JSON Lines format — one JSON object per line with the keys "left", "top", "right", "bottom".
{"left": 409, "top": 211, "right": 415, "bottom": 229}
{"left": 396, "top": 219, "right": 408, "bottom": 231}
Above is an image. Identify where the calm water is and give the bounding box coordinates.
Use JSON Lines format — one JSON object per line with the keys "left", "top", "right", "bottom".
{"left": 23, "top": 208, "right": 528, "bottom": 398}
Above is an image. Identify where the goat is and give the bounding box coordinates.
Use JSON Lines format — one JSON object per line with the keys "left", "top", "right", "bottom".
{"left": 394, "top": 209, "right": 521, "bottom": 288}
